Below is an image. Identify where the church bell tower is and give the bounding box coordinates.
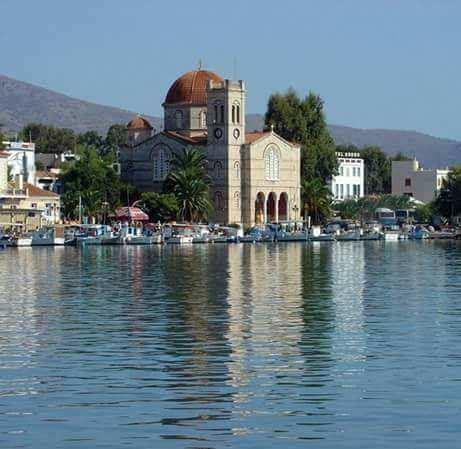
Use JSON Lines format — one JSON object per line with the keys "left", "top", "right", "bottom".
{"left": 206, "top": 79, "right": 246, "bottom": 224}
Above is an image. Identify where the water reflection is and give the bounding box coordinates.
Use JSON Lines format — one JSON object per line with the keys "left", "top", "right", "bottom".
{"left": 0, "top": 242, "right": 461, "bottom": 448}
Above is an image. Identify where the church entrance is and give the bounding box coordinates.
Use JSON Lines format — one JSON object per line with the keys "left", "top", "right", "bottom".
{"left": 278, "top": 192, "right": 288, "bottom": 221}
{"left": 267, "top": 192, "right": 277, "bottom": 223}
{"left": 255, "top": 192, "right": 265, "bottom": 224}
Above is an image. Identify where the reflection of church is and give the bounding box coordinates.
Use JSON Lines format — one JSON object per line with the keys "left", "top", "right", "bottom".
{"left": 120, "top": 68, "right": 301, "bottom": 226}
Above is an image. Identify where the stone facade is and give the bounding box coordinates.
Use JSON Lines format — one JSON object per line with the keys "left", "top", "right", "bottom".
{"left": 120, "top": 70, "right": 301, "bottom": 227}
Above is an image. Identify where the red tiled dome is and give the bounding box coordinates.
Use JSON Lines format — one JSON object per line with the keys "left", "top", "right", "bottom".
{"left": 164, "top": 70, "right": 223, "bottom": 106}
{"left": 127, "top": 115, "right": 153, "bottom": 130}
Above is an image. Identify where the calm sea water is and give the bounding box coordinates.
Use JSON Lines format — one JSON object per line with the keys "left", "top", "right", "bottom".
{"left": 1, "top": 241, "right": 461, "bottom": 448}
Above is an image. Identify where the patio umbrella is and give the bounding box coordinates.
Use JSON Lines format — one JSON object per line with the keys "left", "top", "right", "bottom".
{"left": 115, "top": 207, "right": 149, "bottom": 222}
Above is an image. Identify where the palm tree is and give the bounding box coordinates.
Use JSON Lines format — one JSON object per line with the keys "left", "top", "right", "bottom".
{"left": 165, "top": 148, "right": 212, "bottom": 222}
{"left": 302, "top": 178, "right": 332, "bottom": 224}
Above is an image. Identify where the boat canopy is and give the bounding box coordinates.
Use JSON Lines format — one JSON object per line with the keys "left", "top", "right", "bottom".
{"left": 115, "top": 207, "right": 149, "bottom": 222}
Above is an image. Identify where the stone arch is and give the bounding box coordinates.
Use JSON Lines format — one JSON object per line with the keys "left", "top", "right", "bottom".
{"left": 234, "top": 161, "right": 240, "bottom": 178}
{"left": 213, "top": 160, "right": 223, "bottom": 179}
{"left": 234, "top": 191, "right": 240, "bottom": 209}
{"left": 267, "top": 192, "right": 277, "bottom": 223}
{"left": 214, "top": 191, "right": 224, "bottom": 211}
{"left": 151, "top": 144, "right": 171, "bottom": 181}
{"left": 255, "top": 192, "right": 265, "bottom": 224}
{"left": 264, "top": 144, "right": 280, "bottom": 181}
{"left": 174, "top": 110, "right": 183, "bottom": 129}
{"left": 278, "top": 192, "right": 288, "bottom": 221}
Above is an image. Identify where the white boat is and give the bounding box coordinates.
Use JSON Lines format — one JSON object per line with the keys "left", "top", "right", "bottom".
{"left": 167, "top": 234, "right": 194, "bottom": 244}
{"left": 10, "top": 237, "right": 32, "bottom": 247}
{"left": 336, "top": 230, "right": 362, "bottom": 241}
{"left": 126, "top": 233, "right": 163, "bottom": 245}
{"left": 310, "top": 234, "right": 336, "bottom": 242}
{"left": 208, "top": 234, "right": 228, "bottom": 243}
{"left": 409, "top": 226, "right": 430, "bottom": 240}
{"left": 276, "top": 231, "right": 308, "bottom": 241}
{"left": 30, "top": 228, "right": 65, "bottom": 246}
{"left": 76, "top": 225, "right": 117, "bottom": 246}
{"left": 361, "top": 232, "right": 382, "bottom": 241}
{"left": 383, "top": 231, "right": 400, "bottom": 241}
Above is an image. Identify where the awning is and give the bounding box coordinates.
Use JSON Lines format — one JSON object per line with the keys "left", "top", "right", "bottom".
{"left": 115, "top": 207, "right": 149, "bottom": 222}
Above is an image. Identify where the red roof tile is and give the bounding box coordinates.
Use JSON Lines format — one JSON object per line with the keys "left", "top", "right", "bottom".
{"left": 163, "top": 131, "right": 207, "bottom": 146}
{"left": 25, "top": 183, "right": 59, "bottom": 198}
{"left": 164, "top": 70, "right": 223, "bottom": 106}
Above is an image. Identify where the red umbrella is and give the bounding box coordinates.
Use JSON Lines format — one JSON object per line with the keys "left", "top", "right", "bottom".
{"left": 115, "top": 207, "right": 149, "bottom": 222}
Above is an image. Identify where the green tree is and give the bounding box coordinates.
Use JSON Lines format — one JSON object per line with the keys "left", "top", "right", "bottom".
{"left": 165, "top": 148, "right": 212, "bottom": 222}
{"left": 60, "top": 145, "right": 127, "bottom": 221}
{"left": 265, "top": 89, "right": 337, "bottom": 183}
{"left": 104, "top": 124, "right": 128, "bottom": 155}
{"left": 302, "top": 178, "right": 332, "bottom": 224}
{"left": 77, "top": 130, "right": 104, "bottom": 150}
{"left": 392, "top": 152, "right": 411, "bottom": 161}
{"left": 334, "top": 199, "right": 360, "bottom": 220}
{"left": 434, "top": 166, "right": 461, "bottom": 221}
{"left": 414, "top": 203, "right": 433, "bottom": 223}
{"left": 360, "top": 146, "right": 391, "bottom": 194}
{"left": 35, "top": 160, "right": 45, "bottom": 171}
{"left": 20, "top": 123, "right": 77, "bottom": 154}
{"left": 138, "top": 192, "right": 179, "bottom": 222}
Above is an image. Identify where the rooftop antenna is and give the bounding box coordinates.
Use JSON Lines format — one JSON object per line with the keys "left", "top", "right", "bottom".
{"left": 198, "top": 59, "right": 203, "bottom": 71}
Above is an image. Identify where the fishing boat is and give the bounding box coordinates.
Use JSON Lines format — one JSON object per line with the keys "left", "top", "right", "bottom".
{"left": 74, "top": 225, "right": 116, "bottom": 246}
{"left": 120, "top": 225, "right": 161, "bottom": 244}
{"left": 164, "top": 224, "right": 195, "bottom": 244}
{"left": 29, "top": 228, "right": 65, "bottom": 246}
{"left": 9, "top": 236, "right": 32, "bottom": 247}
{"left": 383, "top": 230, "right": 400, "bottom": 241}
{"left": 336, "top": 230, "right": 362, "bottom": 241}
{"left": 408, "top": 226, "right": 430, "bottom": 240}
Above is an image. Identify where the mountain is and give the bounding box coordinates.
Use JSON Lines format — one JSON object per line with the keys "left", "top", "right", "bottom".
{"left": 0, "top": 74, "right": 162, "bottom": 135}
{"left": 246, "top": 114, "right": 461, "bottom": 168}
{"left": 1, "top": 74, "right": 460, "bottom": 168}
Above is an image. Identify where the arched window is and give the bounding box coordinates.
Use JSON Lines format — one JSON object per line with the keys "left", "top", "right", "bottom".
{"left": 236, "top": 105, "right": 240, "bottom": 124}
{"left": 200, "top": 111, "right": 207, "bottom": 128}
{"left": 153, "top": 147, "right": 170, "bottom": 181}
{"left": 214, "top": 105, "right": 218, "bottom": 123}
{"left": 234, "top": 191, "right": 240, "bottom": 209}
{"left": 214, "top": 191, "right": 224, "bottom": 211}
{"left": 234, "top": 161, "right": 240, "bottom": 179}
{"left": 232, "top": 105, "right": 235, "bottom": 123}
{"left": 213, "top": 161, "right": 223, "bottom": 179}
{"left": 265, "top": 146, "right": 280, "bottom": 181}
{"left": 220, "top": 105, "right": 224, "bottom": 124}
{"left": 175, "top": 110, "right": 183, "bottom": 129}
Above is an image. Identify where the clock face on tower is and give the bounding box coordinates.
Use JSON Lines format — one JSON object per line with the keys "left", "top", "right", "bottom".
{"left": 214, "top": 128, "right": 223, "bottom": 139}
{"left": 233, "top": 128, "right": 240, "bottom": 139}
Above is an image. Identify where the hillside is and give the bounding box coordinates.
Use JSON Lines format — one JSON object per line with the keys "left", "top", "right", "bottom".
{"left": 0, "top": 74, "right": 161, "bottom": 135}
{"left": 247, "top": 114, "right": 461, "bottom": 168}
{"left": 1, "top": 74, "right": 460, "bottom": 168}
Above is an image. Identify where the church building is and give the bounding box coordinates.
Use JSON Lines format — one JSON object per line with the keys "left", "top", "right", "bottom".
{"left": 120, "top": 69, "right": 301, "bottom": 226}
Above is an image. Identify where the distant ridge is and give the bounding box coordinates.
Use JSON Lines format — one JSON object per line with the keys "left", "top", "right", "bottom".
{"left": 1, "top": 74, "right": 460, "bottom": 168}
{"left": 247, "top": 114, "right": 461, "bottom": 168}
{"left": 0, "top": 74, "right": 161, "bottom": 135}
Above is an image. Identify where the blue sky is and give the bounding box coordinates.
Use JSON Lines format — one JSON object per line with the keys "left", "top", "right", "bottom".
{"left": 1, "top": 0, "right": 460, "bottom": 140}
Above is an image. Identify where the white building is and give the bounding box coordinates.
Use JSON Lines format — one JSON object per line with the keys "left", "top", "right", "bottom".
{"left": 330, "top": 151, "right": 364, "bottom": 201}
{"left": 2, "top": 141, "right": 36, "bottom": 185}
{"left": 392, "top": 159, "right": 448, "bottom": 204}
